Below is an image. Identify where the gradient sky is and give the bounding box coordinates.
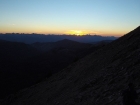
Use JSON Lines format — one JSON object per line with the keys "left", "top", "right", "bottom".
{"left": 0, "top": 0, "right": 140, "bottom": 36}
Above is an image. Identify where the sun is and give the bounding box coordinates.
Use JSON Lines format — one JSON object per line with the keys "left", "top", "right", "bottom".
{"left": 68, "top": 30, "right": 86, "bottom": 36}
{"left": 75, "top": 30, "right": 82, "bottom": 36}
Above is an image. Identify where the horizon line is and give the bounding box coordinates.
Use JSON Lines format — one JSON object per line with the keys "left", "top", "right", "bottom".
{"left": 0, "top": 33, "right": 120, "bottom": 37}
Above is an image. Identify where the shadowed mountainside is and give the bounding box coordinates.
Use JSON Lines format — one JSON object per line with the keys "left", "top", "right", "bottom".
{"left": 31, "top": 39, "right": 92, "bottom": 52}
{"left": 27, "top": 39, "right": 108, "bottom": 75}
{"left": 0, "top": 39, "right": 41, "bottom": 69}
{"left": 0, "top": 39, "right": 107, "bottom": 99}
{"left": 0, "top": 26, "right": 140, "bottom": 105}
{"left": 0, "top": 40, "right": 43, "bottom": 99}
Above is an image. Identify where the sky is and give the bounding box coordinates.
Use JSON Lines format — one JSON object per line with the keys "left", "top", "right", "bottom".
{"left": 0, "top": 0, "right": 140, "bottom": 36}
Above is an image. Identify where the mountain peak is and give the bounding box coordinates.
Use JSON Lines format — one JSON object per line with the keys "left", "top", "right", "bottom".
{"left": 56, "top": 39, "right": 76, "bottom": 43}
{"left": 136, "top": 25, "right": 140, "bottom": 29}
{"left": 128, "top": 26, "right": 140, "bottom": 34}
{"left": 132, "top": 26, "right": 140, "bottom": 32}
{"left": 118, "top": 26, "right": 140, "bottom": 43}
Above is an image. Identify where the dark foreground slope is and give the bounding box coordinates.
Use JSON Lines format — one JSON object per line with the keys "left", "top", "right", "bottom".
{"left": 0, "top": 39, "right": 103, "bottom": 99}
{"left": 1, "top": 26, "right": 140, "bottom": 105}
{"left": 0, "top": 40, "right": 42, "bottom": 99}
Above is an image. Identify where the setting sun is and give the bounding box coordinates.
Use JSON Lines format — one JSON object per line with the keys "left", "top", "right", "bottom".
{"left": 67, "top": 30, "right": 88, "bottom": 36}
{"left": 73, "top": 30, "right": 82, "bottom": 36}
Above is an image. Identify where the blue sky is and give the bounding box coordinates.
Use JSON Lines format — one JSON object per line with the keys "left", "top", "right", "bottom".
{"left": 0, "top": 0, "right": 140, "bottom": 36}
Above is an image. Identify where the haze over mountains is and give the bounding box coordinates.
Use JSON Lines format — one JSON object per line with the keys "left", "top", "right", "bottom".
{"left": 1, "top": 26, "right": 140, "bottom": 105}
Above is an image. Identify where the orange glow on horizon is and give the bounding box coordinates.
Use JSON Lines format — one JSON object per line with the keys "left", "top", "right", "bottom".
{"left": 0, "top": 27, "right": 124, "bottom": 36}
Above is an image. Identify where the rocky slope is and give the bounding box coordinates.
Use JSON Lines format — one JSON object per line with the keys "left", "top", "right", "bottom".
{"left": 1, "top": 26, "right": 140, "bottom": 105}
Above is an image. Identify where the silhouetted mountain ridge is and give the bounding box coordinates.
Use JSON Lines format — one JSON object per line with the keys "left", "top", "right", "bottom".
{"left": 31, "top": 39, "right": 92, "bottom": 52}
{"left": 0, "top": 40, "right": 41, "bottom": 62}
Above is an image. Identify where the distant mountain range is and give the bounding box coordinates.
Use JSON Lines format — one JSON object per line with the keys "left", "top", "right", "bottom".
{"left": 0, "top": 34, "right": 118, "bottom": 44}
{"left": 0, "top": 26, "right": 139, "bottom": 105}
